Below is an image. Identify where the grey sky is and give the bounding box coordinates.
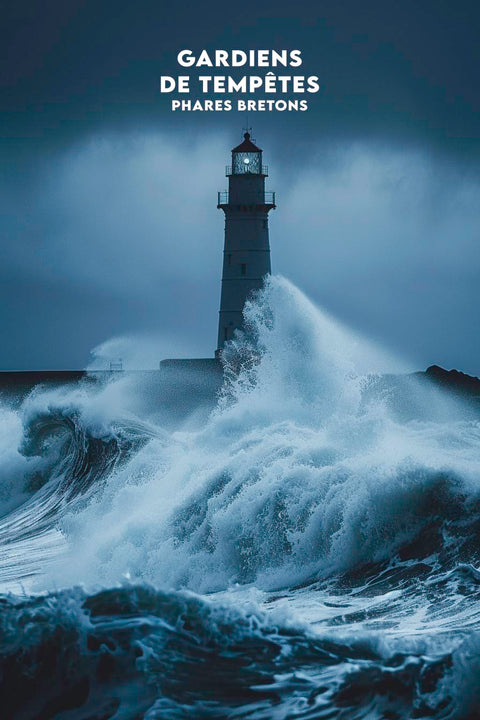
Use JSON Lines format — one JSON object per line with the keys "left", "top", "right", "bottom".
{"left": 1, "top": 0, "right": 479, "bottom": 373}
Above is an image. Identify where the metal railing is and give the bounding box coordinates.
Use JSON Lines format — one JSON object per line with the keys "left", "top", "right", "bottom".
{"left": 225, "top": 165, "right": 268, "bottom": 176}
{"left": 217, "top": 191, "right": 276, "bottom": 206}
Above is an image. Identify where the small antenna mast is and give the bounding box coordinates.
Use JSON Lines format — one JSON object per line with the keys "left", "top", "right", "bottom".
{"left": 242, "top": 110, "right": 253, "bottom": 139}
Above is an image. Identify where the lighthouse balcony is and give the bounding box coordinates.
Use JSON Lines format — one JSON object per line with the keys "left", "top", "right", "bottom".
{"left": 217, "top": 190, "right": 276, "bottom": 208}
{"left": 225, "top": 165, "right": 268, "bottom": 176}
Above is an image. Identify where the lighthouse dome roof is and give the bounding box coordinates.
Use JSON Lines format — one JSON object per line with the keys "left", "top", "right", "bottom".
{"left": 232, "top": 132, "right": 262, "bottom": 153}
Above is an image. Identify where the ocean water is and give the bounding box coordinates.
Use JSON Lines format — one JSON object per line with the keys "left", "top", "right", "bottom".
{"left": 1, "top": 276, "right": 479, "bottom": 719}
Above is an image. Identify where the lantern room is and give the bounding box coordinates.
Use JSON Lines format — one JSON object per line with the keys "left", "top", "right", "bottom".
{"left": 228, "top": 132, "right": 267, "bottom": 175}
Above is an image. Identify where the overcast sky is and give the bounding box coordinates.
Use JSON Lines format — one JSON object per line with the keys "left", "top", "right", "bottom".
{"left": 1, "top": 0, "right": 479, "bottom": 373}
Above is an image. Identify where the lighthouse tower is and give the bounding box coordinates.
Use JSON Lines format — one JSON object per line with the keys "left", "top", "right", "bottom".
{"left": 216, "top": 132, "right": 276, "bottom": 353}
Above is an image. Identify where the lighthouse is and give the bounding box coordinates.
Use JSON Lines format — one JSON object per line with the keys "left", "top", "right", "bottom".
{"left": 216, "top": 132, "right": 276, "bottom": 353}
{"left": 161, "top": 131, "right": 275, "bottom": 384}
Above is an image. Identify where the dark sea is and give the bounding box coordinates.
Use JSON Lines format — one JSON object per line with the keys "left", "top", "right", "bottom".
{"left": 1, "top": 277, "right": 479, "bottom": 719}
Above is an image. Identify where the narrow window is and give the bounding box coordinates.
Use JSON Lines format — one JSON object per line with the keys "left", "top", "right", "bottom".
{"left": 263, "top": 220, "right": 267, "bottom": 229}
{"left": 224, "top": 327, "right": 228, "bottom": 341}
{"left": 241, "top": 263, "right": 247, "bottom": 276}
{"left": 227, "top": 253, "right": 232, "bottom": 265}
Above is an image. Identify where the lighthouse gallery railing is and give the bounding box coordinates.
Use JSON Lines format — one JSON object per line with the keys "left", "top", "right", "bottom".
{"left": 225, "top": 165, "right": 268, "bottom": 176}
{"left": 217, "top": 191, "right": 276, "bottom": 206}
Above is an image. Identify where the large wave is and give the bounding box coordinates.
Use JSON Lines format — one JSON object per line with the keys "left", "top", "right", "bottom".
{"left": 14, "top": 276, "right": 474, "bottom": 594}
{"left": 1, "top": 276, "right": 480, "bottom": 718}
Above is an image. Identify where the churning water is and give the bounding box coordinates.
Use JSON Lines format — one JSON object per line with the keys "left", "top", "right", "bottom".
{"left": 1, "top": 277, "right": 480, "bottom": 719}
